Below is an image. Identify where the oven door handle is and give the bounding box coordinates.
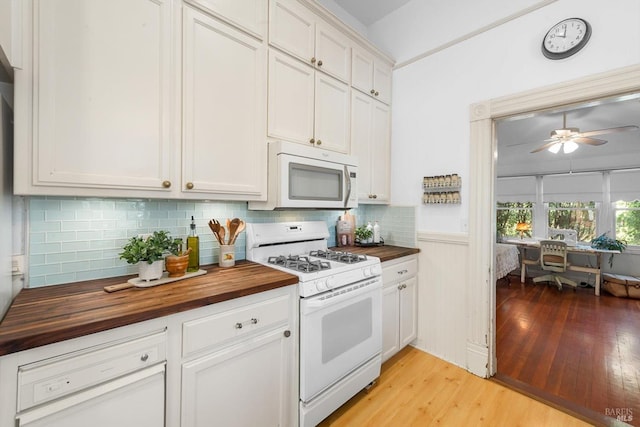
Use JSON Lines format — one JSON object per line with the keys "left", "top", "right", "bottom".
{"left": 301, "top": 279, "right": 381, "bottom": 312}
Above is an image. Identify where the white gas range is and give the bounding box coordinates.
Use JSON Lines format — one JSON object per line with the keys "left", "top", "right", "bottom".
{"left": 246, "top": 221, "right": 382, "bottom": 427}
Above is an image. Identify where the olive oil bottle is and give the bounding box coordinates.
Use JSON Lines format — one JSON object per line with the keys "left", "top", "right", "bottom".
{"left": 187, "top": 216, "right": 199, "bottom": 272}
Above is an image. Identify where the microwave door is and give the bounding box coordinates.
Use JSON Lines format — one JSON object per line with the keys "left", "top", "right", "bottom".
{"left": 283, "top": 157, "right": 347, "bottom": 209}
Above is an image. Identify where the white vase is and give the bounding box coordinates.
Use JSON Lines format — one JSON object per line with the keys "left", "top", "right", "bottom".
{"left": 138, "top": 260, "right": 164, "bottom": 281}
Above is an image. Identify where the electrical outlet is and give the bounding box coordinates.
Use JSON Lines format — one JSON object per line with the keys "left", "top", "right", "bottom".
{"left": 12, "top": 255, "right": 25, "bottom": 276}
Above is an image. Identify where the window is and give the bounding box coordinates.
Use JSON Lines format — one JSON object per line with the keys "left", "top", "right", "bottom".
{"left": 497, "top": 202, "right": 533, "bottom": 238}
{"left": 547, "top": 202, "right": 597, "bottom": 242}
{"left": 615, "top": 200, "right": 640, "bottom": 246}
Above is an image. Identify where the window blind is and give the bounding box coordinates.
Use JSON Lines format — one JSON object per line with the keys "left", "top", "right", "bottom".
{"left": 496, "top": 176, "right": 536, "bottom": 202}
{"left": 542, "top": 172, "right": 603, "bottom": 202}
{"left": 610, "top": 169, "right": 640, "bottom": 201}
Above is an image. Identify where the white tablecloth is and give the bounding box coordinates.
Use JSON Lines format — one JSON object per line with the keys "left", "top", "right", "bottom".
{"left": 496, "top": 243, "right": 520, "bottom": 280}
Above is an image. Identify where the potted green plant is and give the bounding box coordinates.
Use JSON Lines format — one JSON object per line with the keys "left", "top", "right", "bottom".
{"left": 120, "top": 231, "right": 183, "bottom": 281}
{"left": 590, "top": 232, "right": 627, "bottom": 267}
{"left": 354, "top": 225, "right": 373, "bottom": 245}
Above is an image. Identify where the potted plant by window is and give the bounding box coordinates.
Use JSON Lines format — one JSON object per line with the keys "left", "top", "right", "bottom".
{"left": 120, "top": 231, "right": 184, "bottom": 281}
{"left": 590, "top": 233, "right": 627, "bottom": 267}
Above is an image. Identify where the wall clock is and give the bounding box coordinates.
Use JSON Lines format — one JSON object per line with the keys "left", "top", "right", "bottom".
{"left": 541, "top": 18, "right": 591, "bottom": 60}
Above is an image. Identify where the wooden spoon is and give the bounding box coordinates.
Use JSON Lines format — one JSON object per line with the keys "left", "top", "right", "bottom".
{"left": 230, "top": 220, "right": 245, "bottom": 245}
{"left": 227, "top": 218, "right": 240, "bottom": 245}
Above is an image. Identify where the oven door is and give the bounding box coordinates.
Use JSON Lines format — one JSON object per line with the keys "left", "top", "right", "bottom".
{"left": 299, "top": 277, "right": 382, "bottom": 402}
{"left": 279, "top": 154, "right": 357, "bottom": 209}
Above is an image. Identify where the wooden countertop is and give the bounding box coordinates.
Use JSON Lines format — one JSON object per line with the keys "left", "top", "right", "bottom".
{"left": 0, "top": 261, "right": 298, "bottom": 356}
{"left": 333, "top": 245, "right": 420, "bottom": 263}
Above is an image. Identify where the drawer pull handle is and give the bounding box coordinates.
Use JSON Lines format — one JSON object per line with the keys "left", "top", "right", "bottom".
{"left": 397, "top": 269, "right": 408, "bottom": 275}
{"left": 140, "top": 353, "right": 149, "bottom": 362}
{"left": 235, "top": 318, "right": 259, "bottom": 329}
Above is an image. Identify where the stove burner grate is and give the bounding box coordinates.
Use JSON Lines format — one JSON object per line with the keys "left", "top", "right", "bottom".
{"left": 309, "top": 250, "right": 368, "bottom": 264}
{"left": 268, "top": 255, "right": 331, "bottom": 273}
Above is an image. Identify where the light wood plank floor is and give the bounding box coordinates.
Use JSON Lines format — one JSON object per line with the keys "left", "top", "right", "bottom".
{"left": 319, "top": 346, "right": 590, "bottom": 426}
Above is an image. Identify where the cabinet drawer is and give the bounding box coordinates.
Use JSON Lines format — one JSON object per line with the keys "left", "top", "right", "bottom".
{"left": 17, "top": 330, "right": 167, "bottom": 411}
{"left": 382, "top": 256, "right": 417, "bottom": 284}
{"left": 182, "top": 294, "right": 291, "bottom": 357}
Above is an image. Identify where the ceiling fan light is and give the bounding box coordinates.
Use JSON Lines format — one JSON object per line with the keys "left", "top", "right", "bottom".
{"left": 563, "top": 140, "right": 579, "bottom": 153}
{"left": 548, "top": 143, "right": 561, "bottom": 154}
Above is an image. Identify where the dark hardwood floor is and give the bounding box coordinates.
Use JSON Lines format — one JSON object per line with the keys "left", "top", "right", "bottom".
{"left": 496, "top": 276, "right": 640, "bottom": 426}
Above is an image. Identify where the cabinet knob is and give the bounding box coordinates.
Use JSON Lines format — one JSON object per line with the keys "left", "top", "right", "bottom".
{"left": 311, "top": 57, "right": 316, "bottom": 64}
{"left": 162, "top": 180, "right": 171, "bottom": 188}
{"left": 140, "top": 353, "right": 149, "bottom": 362}
{"left": 372, "top": 194, "right": 377, "bottom": 199}
{"left": 375, "top": 91, "right": 379, "bottom": 97}
{"left": 317, "top": 60, "right": 323, "bottom": 67}
{"left": 309, "top": 138, "right": 315, "bottom": 144}
{"left": 316, "top": 139, "right": 322, "bottom": 145}
{"left": 186, "top": 182, "right": 194, "bottom": 190}
{"left": 284, "top": 330, "right": 291, "bottom": 338}
{"left": 368, "top": 194, "right": 373, "bottom": 199}
{"left": 370, "top": 89, "right": 375, "bottom": 95}
{"left": 398, "top": 284, "right": 403, "bottom": 290}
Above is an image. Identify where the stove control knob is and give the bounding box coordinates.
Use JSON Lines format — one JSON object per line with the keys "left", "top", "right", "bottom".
{"left": 363, "top": 267, "right": 371, "bottom": 277}
{"left": 326, "top": 277, "right": 336, "bottom": 289}
{"left": 370, "top": 264, "right": 381, "bottom": 276}
{"left": 317, "top": 280, "right": 327, "bottom": 291}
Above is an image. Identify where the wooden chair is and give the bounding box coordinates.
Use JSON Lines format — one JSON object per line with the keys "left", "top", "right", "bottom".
{"left": 533, "top": 240, "right": 577, "bottom": 291}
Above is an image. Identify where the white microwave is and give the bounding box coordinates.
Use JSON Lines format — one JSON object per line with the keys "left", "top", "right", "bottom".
{"left": 248, "top": 141, "right": 358, "bottom": 210}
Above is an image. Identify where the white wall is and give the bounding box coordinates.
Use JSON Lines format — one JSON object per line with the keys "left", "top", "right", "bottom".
{"left": 359, "top": 0, "right": 640, "bottom": 370}
{"left": 371, "top": 0, "right": 640, "bottom": 233}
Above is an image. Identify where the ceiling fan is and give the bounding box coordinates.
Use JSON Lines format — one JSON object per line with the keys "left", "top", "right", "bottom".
{"left": 530, "top": 112, "right": 639, "bottom": 154}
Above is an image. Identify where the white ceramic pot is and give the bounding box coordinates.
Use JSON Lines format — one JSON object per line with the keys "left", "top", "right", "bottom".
{"left": 138, "top": 259, "right": 164, "bottom": 281}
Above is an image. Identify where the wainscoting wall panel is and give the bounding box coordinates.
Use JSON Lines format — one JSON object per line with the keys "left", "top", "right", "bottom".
{"left": 415, "top": 231, "right": 469, "bottom": 369}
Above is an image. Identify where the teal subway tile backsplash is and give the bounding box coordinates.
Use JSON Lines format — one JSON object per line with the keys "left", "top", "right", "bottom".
{"left": 27, "top": 197, "right": 416, "bottom": 287}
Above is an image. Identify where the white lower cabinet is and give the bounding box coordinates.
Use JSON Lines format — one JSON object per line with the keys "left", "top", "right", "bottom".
{"left": 0, "top": 286, "right": 298, "bottom": 427}
{"left": 178, "top": 285, "right": 298, "bottom": 427}
{"left": 381, "top": 255, "right": 418, "bottom": 363}
{"left": 181, "top": 328, "right": 293, "bottom": 427}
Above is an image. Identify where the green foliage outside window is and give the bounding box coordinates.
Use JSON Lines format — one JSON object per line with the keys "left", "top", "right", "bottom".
{"left": 615, "top": 200, "right": 640, "bottom": 246}
{"left": 547, "top": 202, "right": 596, "bottom": 242}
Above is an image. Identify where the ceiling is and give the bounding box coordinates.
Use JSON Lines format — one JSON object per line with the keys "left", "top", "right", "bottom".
{"left": 496, "top": 94, "right": 640, "bottom": 177}
{"left": 332, "top": 0, "right": 411, "bottom": 25}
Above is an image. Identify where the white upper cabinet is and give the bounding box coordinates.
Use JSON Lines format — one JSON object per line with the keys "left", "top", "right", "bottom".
{"left": 15, "top": 0, "right": 176, "bottom": 196}
{"left": 182, "top": 6, "right": 266, "bottom": 199}
{"left": 268, "top": 50, "right": 350, "bottom": 153}
{"left": 184, "top": 0, "right": 266, "bottom": 40}
{"left": 267, "top": 50, "right": 315, "bottom": 146}
{"left": 269, "top": 0, "right": 350, "bottom": 83}
{"left": 352, "top": 45, "right": 392, "bottom": 105}
{"left": 351, "top": 90, "right": 390, "bottom": 203}
{"left": 0, "top": 0, "right": 21, "bottom": 70}
{"left": 314, "top": 71, "right": 350, "bottom": 153}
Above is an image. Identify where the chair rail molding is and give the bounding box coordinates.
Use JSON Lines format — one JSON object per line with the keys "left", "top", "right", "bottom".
{"left": 469, "top": 63, "right": 640, "bottom": 378}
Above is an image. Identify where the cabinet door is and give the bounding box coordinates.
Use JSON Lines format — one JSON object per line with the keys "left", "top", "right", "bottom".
{"left": 32, "top": 0, "right": 174, "bottom": 192}
{"left": 314, "top": 73, "right": 350, "bottom": 153}
{"left": 267, "top": 50, "right": 315, "bottom": 145}
{"left": 381, "top": 283, "right": 400, "bottom": 363}
{"left": 351, "top": 46, "right": 374, "bottom": 96}
{"left": 370, "top": 100, "right": 391, "bottom": 202}
{"left": 315, "top": 20, "right": 351, "bottom": 83}
{"left": 373, "top": 60, "right": 393, "bottom": 105}
{"left": 183, "top": 7, "right": 266, "bottom": 199}
{"left": 399, "top": 276, "right": 418, "bottom": 348}
{"left": 351, "top": 90, "right": 373, "bottom": 201}
{"left": 186, "top": 0, "right": 266, "bottom": 39}
{"left": 181, "top": 328, "right": 295, "bottom": 427}
{"left": 269, "top": 0, "right": 314, "bottom": 65}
